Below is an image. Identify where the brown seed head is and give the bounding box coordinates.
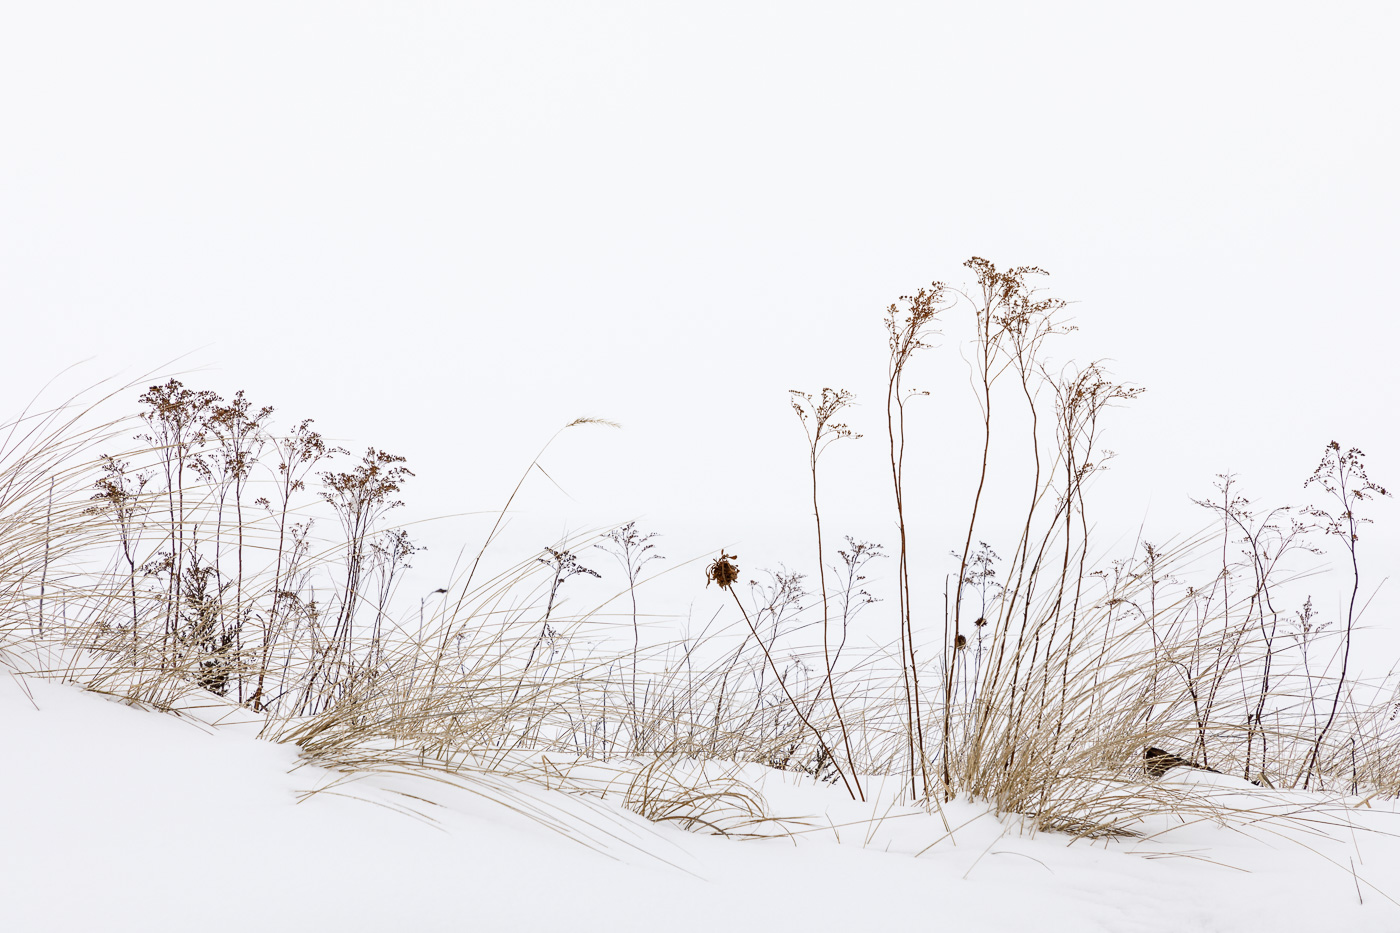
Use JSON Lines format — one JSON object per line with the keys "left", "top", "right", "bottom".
{"left": 706, "top": 551, "right": 741, "bottom": 589}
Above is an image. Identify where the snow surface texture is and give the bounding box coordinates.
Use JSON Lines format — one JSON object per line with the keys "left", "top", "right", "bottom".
{"left": 4, "top": 662, "right": 1399, "bottom": 933}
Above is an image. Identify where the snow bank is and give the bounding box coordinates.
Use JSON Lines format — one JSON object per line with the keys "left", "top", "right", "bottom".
{"left": 4, "top": 665, "right": 1399, "bottom": 932}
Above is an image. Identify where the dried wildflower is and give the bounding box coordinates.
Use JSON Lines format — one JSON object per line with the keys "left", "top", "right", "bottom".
{"left": 705, "top": 551, "right": 740, "bottom": 589}
{"left": 954, "top": 633, "right": 967, "bottom": 650}
{"left": 789, "top": 387, "right": 862, "bottom": 460}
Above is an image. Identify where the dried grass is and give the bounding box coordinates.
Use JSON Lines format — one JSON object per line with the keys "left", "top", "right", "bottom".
{"left": 5, "top": 264, "right": 1399, "bottom": 853}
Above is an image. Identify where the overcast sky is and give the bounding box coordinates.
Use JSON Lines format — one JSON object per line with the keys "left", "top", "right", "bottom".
{"left": 3, "top": 3, "right": 1397, "bottom": 663}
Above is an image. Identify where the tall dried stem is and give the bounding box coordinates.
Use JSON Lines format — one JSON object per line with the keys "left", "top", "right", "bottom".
{"left": 1301, "top": 442, "right": 1390, "bottom": 787}
{"left": 884, "top": 283, "right": 948, "bottom": 798}
{"left": 790, "top": 387, "right": 865, "bottom": 801}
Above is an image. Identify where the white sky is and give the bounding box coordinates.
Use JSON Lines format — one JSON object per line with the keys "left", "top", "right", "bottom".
{"left": 3, "top": 4, "right": 1398, "bottom": 663}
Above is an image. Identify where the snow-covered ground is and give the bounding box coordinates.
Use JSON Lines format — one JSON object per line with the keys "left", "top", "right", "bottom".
{"left": 5, "top": 660, "right": 1399, "bottom": 933}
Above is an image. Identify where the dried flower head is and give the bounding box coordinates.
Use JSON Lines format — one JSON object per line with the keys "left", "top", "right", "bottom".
{"left": 705, "top": 551, "right": 740, "bottom": 589}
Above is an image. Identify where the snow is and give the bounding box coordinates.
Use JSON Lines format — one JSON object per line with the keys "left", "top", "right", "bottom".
{"left": 5, "top": 661, "right": 1400, "bottom": 933}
